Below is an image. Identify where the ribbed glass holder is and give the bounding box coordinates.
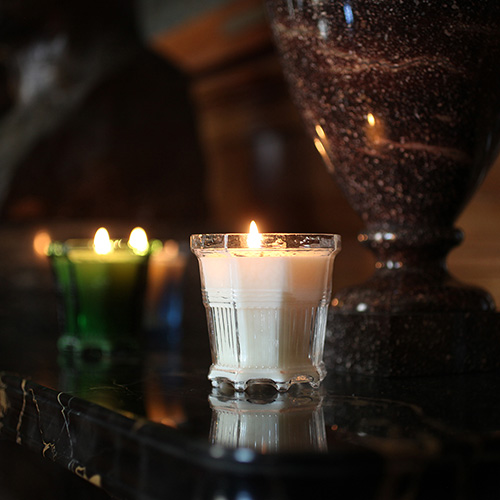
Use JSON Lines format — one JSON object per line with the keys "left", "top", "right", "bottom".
{"left": 191, "top": 233, "right": 341, "bottom": 391}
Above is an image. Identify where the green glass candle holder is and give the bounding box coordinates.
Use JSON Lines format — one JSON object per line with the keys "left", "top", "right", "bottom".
{"left": 48, "top": 237, "right": 151, "bottom": 357}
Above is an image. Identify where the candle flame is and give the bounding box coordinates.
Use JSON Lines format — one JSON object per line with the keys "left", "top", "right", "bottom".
{"left": 247, "top": 220, "right": 262, "bottom": 248}
{"left": 367, "top": 113, "right": 376, "bottom": 127}
{"left": 128, "top": 227, "right": 149, "bottom": 254}
{"left": 94, "top": 227, "right": 113, "bottom": 255}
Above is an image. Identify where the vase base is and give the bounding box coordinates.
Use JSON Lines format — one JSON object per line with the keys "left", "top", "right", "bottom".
{"left": 325, "top": 310, "right": 500, "bottom": 376}
{"left": 332, "top": 269, "right": 496, "bottom": 314}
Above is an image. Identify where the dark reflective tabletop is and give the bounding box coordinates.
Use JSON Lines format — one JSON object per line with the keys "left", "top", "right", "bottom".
{"left": 0, "top": 245, "right": 499, "bottom": 499}
{"left": 2, "top": 325, "right": 500, "bottom": 500}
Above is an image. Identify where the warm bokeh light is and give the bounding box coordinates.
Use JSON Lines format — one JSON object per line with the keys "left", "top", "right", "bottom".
{"left": 247, "top": 220, "right": 262, "bottom": 248}
{"left": 93, "top": 227, "right": 112, "bottom": 255}
{"left": 365, "top": 112, "right": 386, "bottom": 145}
{"left": 315, "top": 124, "right": 326, "bottom": 139}
{"left": 314, "top": 137, "right": 327, "bottom": 157}
{"left": 162, "top": 239, "right": 180, "bottom": 259}
{"left": 128, "top": 227, "right": 149, "bottom": 254}
{"left": 314, "top": 137, "right": 335, "bottom": 173}
{"left": 33, "top": 230, "right": 51, "bottom": 257}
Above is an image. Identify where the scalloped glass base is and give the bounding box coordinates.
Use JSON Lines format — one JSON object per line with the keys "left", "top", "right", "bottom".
{"left": 208, "top": 363, "right": 326, "bottom": 392}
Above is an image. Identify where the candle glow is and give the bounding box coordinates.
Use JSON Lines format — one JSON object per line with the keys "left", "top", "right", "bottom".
{"left": 94, "top": 228, "right": 113, "bottom": 255}
{"left": 246, "top": 221, "right": 262, "bottom": 249}
{"left": 128, "top": 227, "right": 149, "bottom": 255}
{"left": 33, "top": 230, "right": 52, "bottom": 257}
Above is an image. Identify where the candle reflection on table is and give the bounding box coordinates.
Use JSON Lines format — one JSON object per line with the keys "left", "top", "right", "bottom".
{"left": 209, "top": 389, "right": 326, "bottom": 453}
{"left": 143, "top": 352, "right": 187, "bottom": 429}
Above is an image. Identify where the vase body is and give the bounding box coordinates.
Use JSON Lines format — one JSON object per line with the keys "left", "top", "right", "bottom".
{"left": 266, "top": 0, "right": 500, "bottom": 313}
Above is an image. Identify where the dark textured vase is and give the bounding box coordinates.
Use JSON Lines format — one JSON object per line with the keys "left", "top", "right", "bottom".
{"left": 266, "top": 0, "right": 500, "bottom": 313}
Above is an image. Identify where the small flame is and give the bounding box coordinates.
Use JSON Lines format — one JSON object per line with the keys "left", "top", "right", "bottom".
{"left": 367, "top": 113, "right": 376, "bottom": 127}
{"left": 247, "top": 220, "right": 262, "bottom": 248}
{"left": 94, "top": 227, "right": 113, "bottom": 255}
{"left": 128, "top": 227, "right": 149, "bottom": 254}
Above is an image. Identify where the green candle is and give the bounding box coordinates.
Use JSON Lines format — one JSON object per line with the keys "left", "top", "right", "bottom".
{"left": 48, "top": 228, "right": 151, "bottom": 356}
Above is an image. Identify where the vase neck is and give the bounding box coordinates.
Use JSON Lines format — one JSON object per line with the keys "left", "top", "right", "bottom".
{"left": 359, "top": 225, "right": 463, "bottom": 271}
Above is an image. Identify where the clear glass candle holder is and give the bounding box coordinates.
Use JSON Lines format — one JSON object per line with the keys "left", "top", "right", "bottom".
{"left": 190, "top": 233, "right": 341, "bottom": 391}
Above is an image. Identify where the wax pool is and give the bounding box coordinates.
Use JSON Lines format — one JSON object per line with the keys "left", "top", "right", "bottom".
{"left": 191, "top": 233, "right": 341, "bottom": 391}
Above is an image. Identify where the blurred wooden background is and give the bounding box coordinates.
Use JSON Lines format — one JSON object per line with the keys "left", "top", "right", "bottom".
{"left": 0, "top": 0, "right": 497, "bottom": 323}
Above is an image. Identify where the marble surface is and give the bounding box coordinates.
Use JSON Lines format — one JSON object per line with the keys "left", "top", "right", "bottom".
{"left": 1, "top": 330, "right": 500, "bottom": 499}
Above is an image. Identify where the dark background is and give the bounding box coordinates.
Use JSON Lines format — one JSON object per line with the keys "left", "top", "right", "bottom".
{"left": 0, "top": 1, "right": 498, "bottom": 497}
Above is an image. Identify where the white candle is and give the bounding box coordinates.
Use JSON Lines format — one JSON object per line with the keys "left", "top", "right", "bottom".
{"left": 191, "top": 224, "right": 341, "bottom": 391}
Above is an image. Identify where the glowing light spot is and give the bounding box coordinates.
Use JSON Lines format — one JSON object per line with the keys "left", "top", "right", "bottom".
{"left": 234, "top": 448, "right": 255, "bottom": 463}
{"left": 162, "top": 239, "right": 180, "bottom": 259}
{"left": 94, "top": 228, "right": 112, "bottom": 255}
{"left": 343, "top": 2, "right": 354, "bottom": 26}
{"left": 128, "top": 227, "right": 149, "bottom": 254}
{"left": 33, "top": 230, "right": 51, "bottom": 257}
{"left": 314, "top": 137, "right": 327, "bottom": 156}
{"left": 247, "top": 221, "right": 262, "bottom": 249}
{"left": 315, "top": 124, "right": 326, "bottom": 139}
{"left": 367, "top": 113, "right": 376, "bottom": 127}
{"left": 314, "top": 138, "right": 335, "bottom": 173}
{"left": 318, "top": 18, "right": 329, "bottom": 39}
